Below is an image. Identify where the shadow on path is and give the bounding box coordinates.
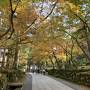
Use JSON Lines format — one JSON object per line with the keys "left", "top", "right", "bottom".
{"left": 22, "top": 73, "right": 32, "bottom": 90}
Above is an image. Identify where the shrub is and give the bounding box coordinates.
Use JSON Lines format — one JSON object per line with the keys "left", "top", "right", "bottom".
{"left": 47, "top": 69, "right": 90, "bottom": 86}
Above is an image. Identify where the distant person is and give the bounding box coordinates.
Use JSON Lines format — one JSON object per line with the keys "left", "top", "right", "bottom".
{"left": 42, "top": 69, "right": 45, "bottom": 75}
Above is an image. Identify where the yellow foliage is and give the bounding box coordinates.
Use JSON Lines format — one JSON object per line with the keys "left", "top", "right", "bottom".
{"left": 58, "top": 0, "right": 65, "bottom": 3}
{"left": 66, "top": 2, "right": 80, "bottom": 13}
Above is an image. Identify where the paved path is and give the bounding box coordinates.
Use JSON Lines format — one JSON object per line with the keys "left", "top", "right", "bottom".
{"left": 22, "top": 73, "right": 75, "bottom": 90}
{"left": 49, "top": 75, "right": 90, "bottom": 90}
{"left": 22, "top": 74, "right": 32, "bottom": 90}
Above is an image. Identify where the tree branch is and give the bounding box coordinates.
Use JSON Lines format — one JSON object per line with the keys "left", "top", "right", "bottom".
{"left": 42, "top": 0, "right": 58, "bottom": 21}
{"left": 74, "top": 13, "right": 90, "bottom": 32}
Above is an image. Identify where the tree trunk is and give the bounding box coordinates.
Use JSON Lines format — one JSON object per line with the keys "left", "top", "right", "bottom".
{"left": 52, "top": 51, "right": 61, "bottom": 69}
{"left": 13, "top": 43, "right": 19, "bottom": 69}
{"left": 49, "top": 56, "right": 55, "bottom": 69}
{"left": 1, "top": 48, "right": 6, "bottom": 68}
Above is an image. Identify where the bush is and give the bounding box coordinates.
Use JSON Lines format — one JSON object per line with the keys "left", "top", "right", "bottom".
{"left": 0, "top": 74, "right": 7, "bottom": 90}
{"left": 47, "top": 69, "right": 90, "bottom": 86}
{"left": 7, "top": 69, "right": 25, "bottom": 82}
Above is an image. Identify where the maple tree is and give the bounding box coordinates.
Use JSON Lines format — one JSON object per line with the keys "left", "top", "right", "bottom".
{"left": 0, "top": 0, "right": 90, "bottom": 89}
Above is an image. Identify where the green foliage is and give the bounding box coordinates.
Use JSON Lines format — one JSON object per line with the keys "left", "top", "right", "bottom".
{"left": 47, "top": 69, "right": 90, "bottom": 86}
{"left": 0, "top": 74, "right": 7, "bottom": 90}
{"left": 0, "top": 0, "right": 9, "bottom": 7}
{"left": 69, "top": 0, "right": 90, "bottom": 5}
{"left": 7, "top": 69, "right": 25, "bottom": 82}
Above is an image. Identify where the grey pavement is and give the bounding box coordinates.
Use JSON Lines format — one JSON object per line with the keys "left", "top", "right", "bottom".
{"left": 22, "top": 73, "right": 32, "bottom": 90}
{"left": 22, "top": 73, "right": 90, "bottom": 90}
{"left": 22, "top": 73, "right": 75, "bottom": 90}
